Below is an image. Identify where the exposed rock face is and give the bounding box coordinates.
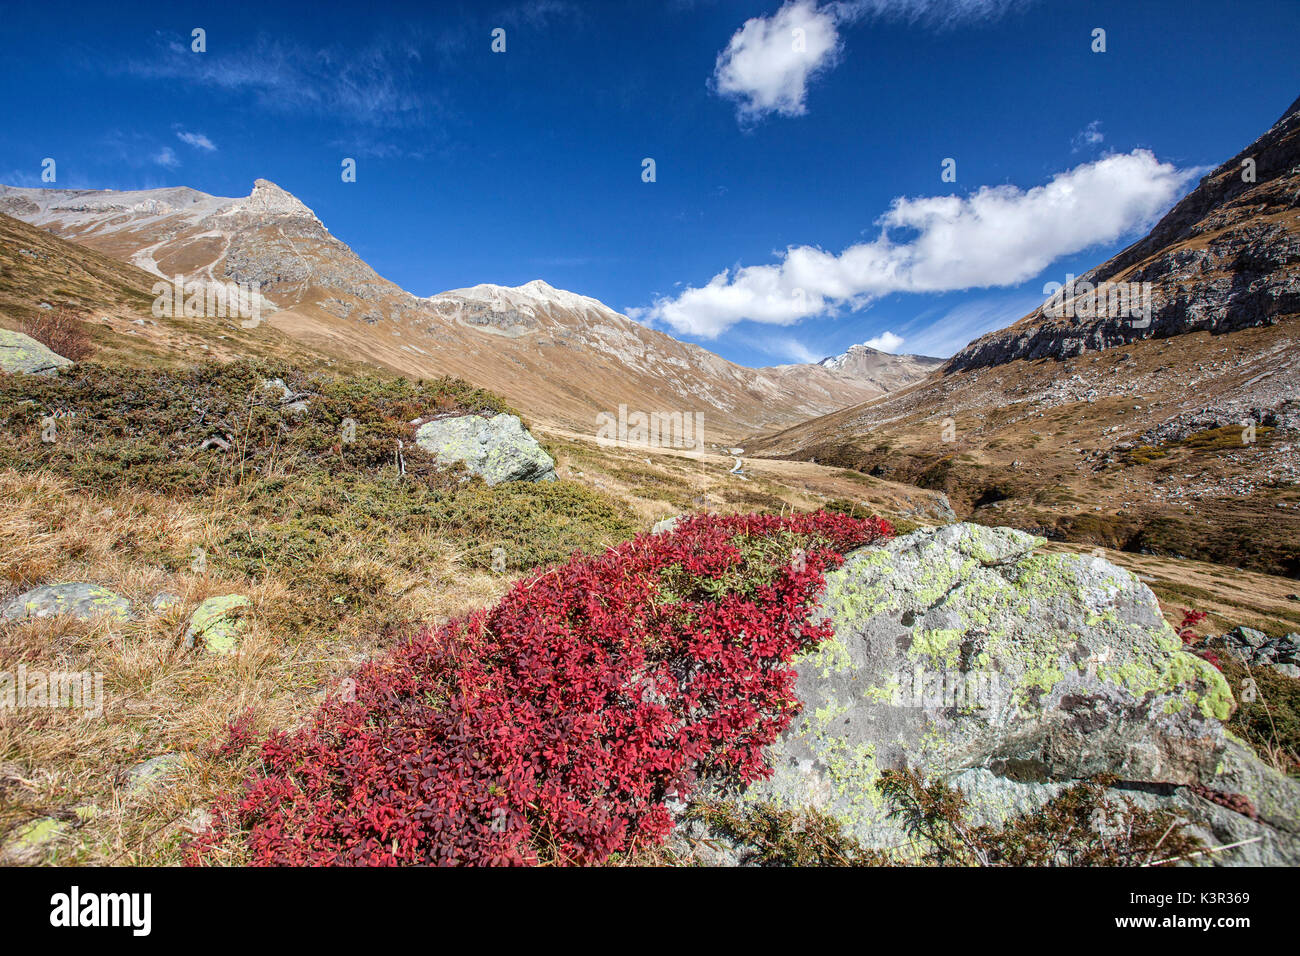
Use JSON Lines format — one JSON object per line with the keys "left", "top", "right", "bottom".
{"left": 415, "top": 413, "right": 558, "bottom": 485}
{"left": 692, "top": 524, "right": 1299, "bottom": 865}
{"left": 948, "top": 94, "right": 1300, "bottom": 373}
{"left": 0, "top": 328, "right": 72, "bottom": 375}
{"left": 1, "top": 582, "right": 130, "bottom": 622}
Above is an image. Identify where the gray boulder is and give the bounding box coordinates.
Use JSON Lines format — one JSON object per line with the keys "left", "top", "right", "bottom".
{"left": 651, "top": 514, "right": 683, "bottom": 535}
{"left": 414, "top": 413, "right": 556, "bottom": 485}
{"left": 0, "top": 328, "right": 72, "bottom": 375}
{"left": 690, "top": 524, "right": 1298, "bottom": 865}
{"left": 1, "top": 582, "right": 131, "bottom": 623}
{"left": 260, "top": 377, "right": 309, "bottom": 416}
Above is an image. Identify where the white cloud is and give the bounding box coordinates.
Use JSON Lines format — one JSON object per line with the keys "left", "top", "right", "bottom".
{"left": 153, "top": 146, "right": 180, "bottom": 168}
{"left": 712, "top": 0, "right": 842, "bottom": 123}
{"left": 631, "top": 150, "right": 1196, "bottom": 338}
{"left": 1072, "top": 119, "right": 1104, "bottom": 152}
{"left": 712, "top": 0, "right": 1033, "bottom": 124}
{"left": 177, "top": 130, "right": 217, "bottom": 151}
{"left": 863, "top": 331, "right": 904, "bottom": 352}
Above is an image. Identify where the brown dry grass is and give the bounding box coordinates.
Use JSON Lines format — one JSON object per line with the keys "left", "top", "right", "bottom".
{"left": 20, "top": 307, "right": 94, "bottom": 362}
{"left": 0, "top": 468, "right": 510, "bottom": 865}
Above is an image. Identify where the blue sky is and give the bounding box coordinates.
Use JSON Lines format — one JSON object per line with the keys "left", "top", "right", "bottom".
{"left": 2, "top": 0, "right": 1297, "bottom": 366}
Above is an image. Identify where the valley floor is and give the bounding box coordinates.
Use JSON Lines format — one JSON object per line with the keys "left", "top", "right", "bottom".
{"left": 1, "top": 369, "right": 1296, "bottom": 865}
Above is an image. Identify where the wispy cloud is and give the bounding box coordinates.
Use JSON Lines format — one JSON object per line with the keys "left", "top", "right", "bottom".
{"left": 712, "top": 0, "right": 1033, "bottom": 125}
{"left": 774, "top": 336, "right": 821, "bottom": 363}
{"left": 122, "top": 31, "right": 454, "bottom": 137}
{"left": 631, "top": 150, "right": 1197, "bottom": 338}
{"left": 176, "top": 130, "right": 217, "bottom": 151}
{"left": 891, "top": 292, "right": 1044, "bottom": 357}
{"left": 498, "top": 0, "right": 581, "bottom": 28}
{"left": 153, "top": 146, "right": 180, "bottom": 168}
{"left": 1072, "top": 119, "right": 1104, "bottom": 152}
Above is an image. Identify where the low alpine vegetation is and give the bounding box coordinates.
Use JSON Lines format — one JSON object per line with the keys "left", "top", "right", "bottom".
{"left": 188, "top": 511, "right": 893, "bottom": 865}
{"left": 692, "top": 770, "right": 1205, "bottom": 867}
{"left": 0, "top": 357, "right": 512, "bottom": 495}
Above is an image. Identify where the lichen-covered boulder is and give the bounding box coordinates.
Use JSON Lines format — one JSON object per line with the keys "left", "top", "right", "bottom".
{"left": 1, "top": 582, "right": 131, "bottom": 623}
{"left": 697, "top": 523, "right": 1300, "bottom": 864}
{"left": 0, "top": 816, "right": 68, "bottom": 863}
{"left": 0, "top": 328, "right": 72, "bottom": 375}
{"left": 414, "top": 413, "right": 556, "bottom": 485}
{"left": 183, "top": 595, "right": 251, "bottom": 654}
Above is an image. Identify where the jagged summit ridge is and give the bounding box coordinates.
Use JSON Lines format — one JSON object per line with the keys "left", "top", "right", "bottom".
{"left": 223, "top": 179, "right": 323, "bottom": 226}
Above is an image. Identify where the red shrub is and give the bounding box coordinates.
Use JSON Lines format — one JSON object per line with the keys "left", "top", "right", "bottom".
{"left": 1177, "top": 609, "right": 1208, "bottom": 645}
{"left": 189, "top": 510, "right": 892, "bottom": 866}
{"left": 1176, "top": 608, "right": 1222, "bottom": 671}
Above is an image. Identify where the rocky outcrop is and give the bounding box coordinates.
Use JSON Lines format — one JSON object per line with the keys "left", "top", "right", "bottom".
{"left": 1221, "top": 626, "right": 1300, "bottom": 678}
{"left": 689, "top": 524, "right": 1300, "bottom": 865}
{"left": 414, "top": 413, "right": 557, "bottom": 485}
{"left": 948, "top": 94, "right": 1300, "bottom": 373}
{"left": 0, "top": 328, "right": 72, "bottom": 375}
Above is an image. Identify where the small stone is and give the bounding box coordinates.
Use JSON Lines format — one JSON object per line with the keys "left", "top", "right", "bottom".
{"left": 184, "top": 595, "right": 252, "bottom": 654}
{"left": 2, "top": 817, "right": 67, "bottom": 863}
{"left": 1228, "top": 626, "right": 1270, "bottom": 650}
{"left": 125, "top": 754, "right": 184, "bottom": 794}
{"left": 151, "top": 592, "right": 181, "bottom": 612}
{"left": 651, "top": 515, "right": 682, "bottom": 535}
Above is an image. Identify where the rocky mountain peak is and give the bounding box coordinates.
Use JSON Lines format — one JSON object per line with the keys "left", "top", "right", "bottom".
{"left": 819, "top": 343, "right": 885, "bottom": 370}
{"left": 232, "top": 179, "right": 322, "bottom": 224}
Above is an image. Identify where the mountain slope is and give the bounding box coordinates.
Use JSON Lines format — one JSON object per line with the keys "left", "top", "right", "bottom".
{"left": 0, "top": 209, "right": 349, "bottom": 372}
{"left": 0, "top": 181, "right": 934, "bottom": 439}
{"left": 748, "top": 94, "right": 1300, "bottom": 576}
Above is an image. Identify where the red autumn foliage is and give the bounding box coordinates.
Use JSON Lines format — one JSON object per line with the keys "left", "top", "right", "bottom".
{"left": 211, "top": 708, "right": 259, "bottom": 760}
{"left": 1176, "top": 608, "right": 1222, "bottom": 671}
{"left": 188, "top": 510, "right": 892, "bottom": 866}
{"left": 1177, "top": 609, "right": 1209, "bottom": 645}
